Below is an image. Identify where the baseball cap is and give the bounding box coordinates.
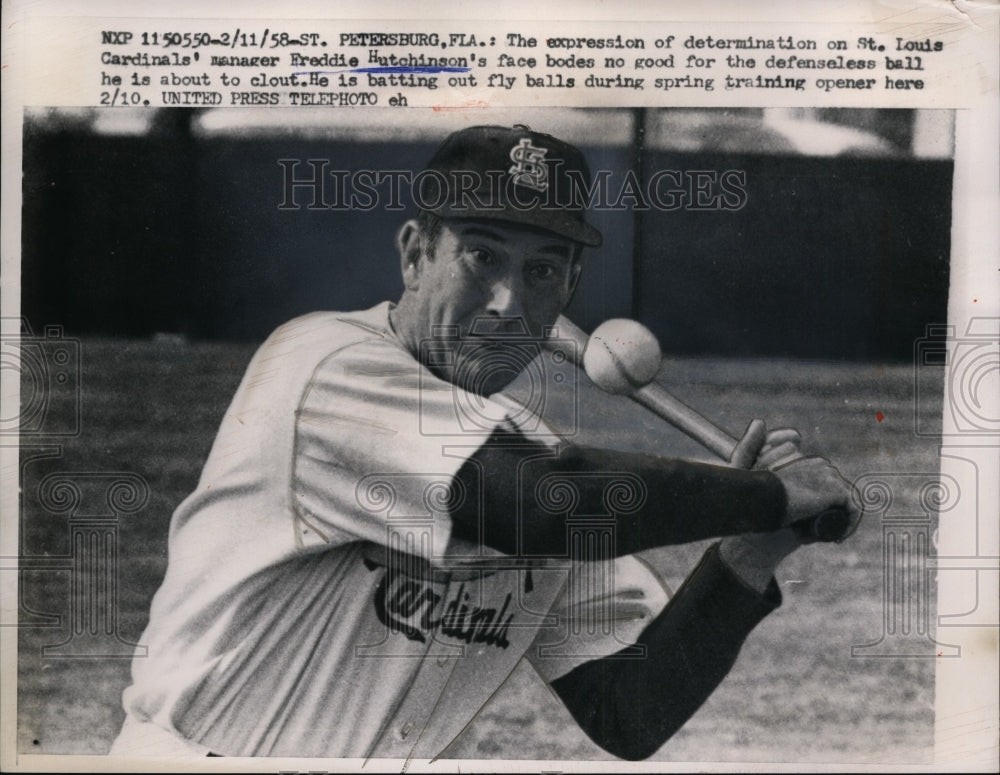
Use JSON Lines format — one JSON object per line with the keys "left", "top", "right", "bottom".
{"left": 417, "top": 125, "right": 603, "bottom": 247}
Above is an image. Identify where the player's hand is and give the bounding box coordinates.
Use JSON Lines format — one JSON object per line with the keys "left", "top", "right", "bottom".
{"left": 728, "top": 418, "right": 767, "bottom": 469}
{"left": 754, "top": 427, "right": 806, "bottom": 470}
{"left": 772, "top": 456, "right": 862, "bottom": 542}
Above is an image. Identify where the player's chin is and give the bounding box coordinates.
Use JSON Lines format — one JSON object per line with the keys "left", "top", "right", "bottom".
{"left": 452, "top": 344, "right": 527, "bottom": 397}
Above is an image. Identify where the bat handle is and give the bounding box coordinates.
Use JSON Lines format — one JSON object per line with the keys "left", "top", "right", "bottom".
{"left": 631, "top": 383, "right": 739, "bottom": 461}
{"left": 791, "top": 508, "right": 852, "bottom": 543}
{"left": 633, "top": 384, "right": 854, "bottom": 542}
{"left": 547, "top": 316, "right": 854, "bottom": 543}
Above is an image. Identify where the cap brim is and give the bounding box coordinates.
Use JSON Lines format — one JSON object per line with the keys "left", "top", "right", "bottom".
{"left": 427, "top": 204, "right": 603, "bottom": 247}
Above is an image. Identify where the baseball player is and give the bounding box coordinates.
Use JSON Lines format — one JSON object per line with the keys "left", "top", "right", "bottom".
{"left": 111, "top": 125, "right": 860, "bottom": 761}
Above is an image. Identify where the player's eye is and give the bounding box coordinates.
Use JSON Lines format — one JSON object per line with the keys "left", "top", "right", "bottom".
{"left": 468, "top": 248, "right": 498, "bottom": 269}
{"left": 526, "top": 263, "right": 560, "bottom": 283}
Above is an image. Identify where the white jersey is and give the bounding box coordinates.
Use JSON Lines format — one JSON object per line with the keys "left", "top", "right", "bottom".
{"left": 116, "top": 302, "right": 669, "bottom": 759}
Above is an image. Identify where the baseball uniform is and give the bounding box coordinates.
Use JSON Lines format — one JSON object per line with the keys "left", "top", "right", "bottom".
{"left": 112, "top": 301, "right": 676, "bottom": 759}
{"left": 112, "top": 123, "right": 814, "bottom": 762}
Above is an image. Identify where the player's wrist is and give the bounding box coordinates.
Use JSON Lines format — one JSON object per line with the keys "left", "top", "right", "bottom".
{"left": 656, "top": 542, "right": 782, "bottom": 636}
{"left": 718, "top": 530, "right": 799, "bottom": 594}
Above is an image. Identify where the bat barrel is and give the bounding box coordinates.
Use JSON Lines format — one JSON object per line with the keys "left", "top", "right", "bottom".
{"left": 547, "top": 315, "right": 591, "bottom": 361}
{"left": 547, "top": 314, "right": 738, "bottom": 462}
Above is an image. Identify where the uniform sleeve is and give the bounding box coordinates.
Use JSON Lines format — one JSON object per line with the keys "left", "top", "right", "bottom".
{"left": 449, "top": 429, "right": 789, "bottom": 556}
{"left": 545, "top": 542, "right": 781, "bottom": 760}
{"left": 291, "top": 338, "right": 518, "bottom": 565}
{"left": 528, "top": 554, "right": 672, "bottom": 682}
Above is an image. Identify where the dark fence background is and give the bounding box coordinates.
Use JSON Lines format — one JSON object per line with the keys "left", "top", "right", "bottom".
{"left": 21, "top": 109, "right": 952, "bottom": 360}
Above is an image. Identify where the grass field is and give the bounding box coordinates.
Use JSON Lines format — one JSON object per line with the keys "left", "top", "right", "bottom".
{"left": 16, "top": 336, "right": 943, "bottom": 765}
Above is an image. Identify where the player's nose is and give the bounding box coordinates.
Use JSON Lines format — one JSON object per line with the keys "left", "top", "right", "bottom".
{"left": 470, "top": 279, "right": 529, "bottom": 336}
{"left": 484, "top": 277, "right": 526, "bottom": 321}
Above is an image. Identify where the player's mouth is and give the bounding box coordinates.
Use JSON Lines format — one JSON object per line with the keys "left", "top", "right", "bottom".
{"left": 467, "top": 316, "right": 534, "bottom": 339}
{"left": 463, "top": 334, "right": 518, "bottom": 349}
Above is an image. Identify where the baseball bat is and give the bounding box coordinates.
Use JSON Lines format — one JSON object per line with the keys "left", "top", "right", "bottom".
{"left": 546, "top": 315, "right": 850, "bottom": 542}
{"left": 549, "top": 315, "right": 739, "bottom": 459}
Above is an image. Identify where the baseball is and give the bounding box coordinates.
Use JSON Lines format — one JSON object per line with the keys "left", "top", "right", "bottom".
{"left": 583, "top": 319, "right": 662, "bottom": 395}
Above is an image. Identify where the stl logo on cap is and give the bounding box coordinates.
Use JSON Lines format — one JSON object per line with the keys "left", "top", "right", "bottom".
{"left": 508, "top": 138, "right": 549, "bottom": 192}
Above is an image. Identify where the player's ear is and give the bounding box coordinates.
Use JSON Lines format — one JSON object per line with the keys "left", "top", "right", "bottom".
{"left": 397, "top": 220, "right": 423, "bottom": 290}
{"left": 565, "top": 258, "right": 582, "bottom": 301}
